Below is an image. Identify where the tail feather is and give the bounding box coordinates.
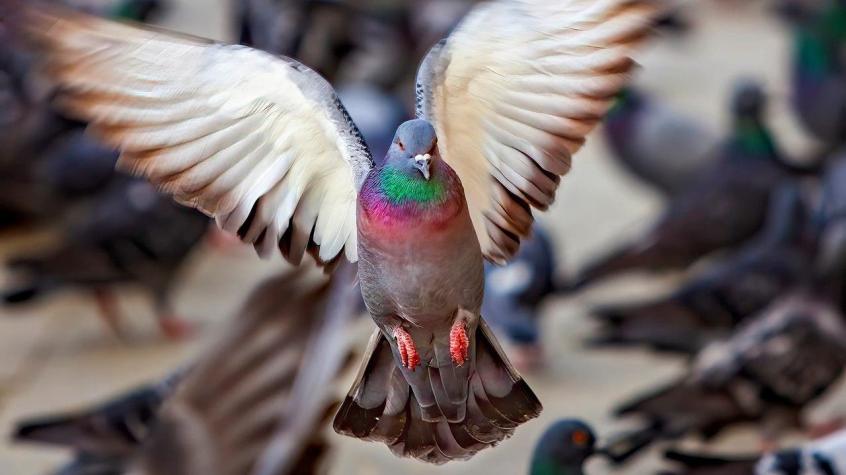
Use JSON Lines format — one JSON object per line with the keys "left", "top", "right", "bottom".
{"left": 333, "top": 318, "right": 541, "bottom": 464}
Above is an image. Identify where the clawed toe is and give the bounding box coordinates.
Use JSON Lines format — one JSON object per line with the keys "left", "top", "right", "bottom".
{"left": 450, "top": 321, "right": 470, "bottom": 366}
{"left": 394, "top": 326, "right": 420, "bottom": 370}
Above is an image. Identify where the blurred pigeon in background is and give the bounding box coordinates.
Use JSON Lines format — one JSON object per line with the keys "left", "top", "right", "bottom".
{"left": 337, "top": 83, "right": 409, "bottom": 161}
{"left": 482, "top": 225, "right": 559, "bottom": 370}
{"left": 660, "top": 449, "right": 759, "bottom": 475}
{"left": 2, "top": 179, "right": 209, "bottom": 340}
{"left": 606, "top": 289, "right": 846, "bottom": 463}
{"left": 779, "top": 0, "right": 846, "bottom": 148}
{"left": 530, "top": 419, "right": 599, "bottom": 475}
{"left": 590, "top": 181, "right": 815, "bottom": 354}
{"left": 662, "top": 428, "right": 846, "bottom": 475}
{"left": 14, "top": 376, "right": 177, "bottom": 475}
{"left": 603, "top": 86, "right": 719, "bottom": 197}
{"left": 575, "top": 79, "right": 800, "bottom": 289}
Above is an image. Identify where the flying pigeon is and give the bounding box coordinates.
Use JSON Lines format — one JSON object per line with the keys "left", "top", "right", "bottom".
{"left": 13, "top": 265, "right": 361, "bottom": 475}
{"left": 531, "top": 419, "right": 599, "bottom": 475}
{"left": 590, "top": 181, "right": 815, "bottom": 355}
{"left": 606, "top": 289, "right": 846, "bottom": 463}
{"left": 132, "top": 266, "right": 361, "bottom": 475}
{"left": 573, "top": 79, "right": 798, "bottom": 289}
{"left": 603, "top": 86, "right": 719, "bottom": 197}
{"left": 4, "top": 0, "right": 662, "bottom": 463}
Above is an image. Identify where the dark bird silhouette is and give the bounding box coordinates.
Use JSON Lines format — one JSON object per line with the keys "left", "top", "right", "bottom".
{"left": 661, "top": 428, "right": 846, "bottom": 475}
{"left": 574, "top": 80, "right": 797, "bottom": 289}
{"left": 530, "top": 419, "right": 599, "bottom": 475}
{"left": 782, "top": 0, "right": 846, "bottom": 147}
{"left": 660, "top": 449, "right": 759, "bottom": 475}
{"left": 603, "top": 87, "right": 719, "bottom": 196}
{"left": 590, "top": 181, "right": 815, "bottom": 355}
{"left": 482, "top": 225, "right": 559, "bottom": 369}
{"left": 13, "top": 266, "right": 362, "bottom": 475}
{"left": 2, "top": 178, "right": 209, "bottom": 340}
{"left": 14, "top": 377, "right": 176, "bottom": 454}
{"left": 605, "top": 289, "right": 846, "bottom": 464}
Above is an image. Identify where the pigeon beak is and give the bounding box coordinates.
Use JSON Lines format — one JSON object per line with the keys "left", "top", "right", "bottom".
{"left": 414, "top": 154, "right": 432, "bottom": 181}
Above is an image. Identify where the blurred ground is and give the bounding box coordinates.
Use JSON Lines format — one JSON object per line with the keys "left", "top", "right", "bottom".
{"left": 2, "top": 1, "right": 845, "bottom": 474}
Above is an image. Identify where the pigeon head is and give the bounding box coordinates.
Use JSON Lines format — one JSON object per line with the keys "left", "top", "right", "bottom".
{"left": 731, "top": 79, "right": 767, "bottom": 120}
{"left": 531, "top": 419, "right": 597, "bottom": 474}
{"left": 386, "top": 119, "right": 439, "bottom": 181}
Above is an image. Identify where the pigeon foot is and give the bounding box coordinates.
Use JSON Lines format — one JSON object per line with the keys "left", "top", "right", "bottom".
{"left": 394, "top": 326, "right": 420, "bottom": 370}
{"left": 450, "top": 320, "right": 470, "bottom": 366}
{"left": 158, "top": 316, "right": 196, "bottom": 341}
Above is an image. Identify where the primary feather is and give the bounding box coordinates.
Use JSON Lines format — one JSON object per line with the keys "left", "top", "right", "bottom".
{"left": 12, "top": 3, "right": 372, "bottom": 264}
{"left": 417, "top": 0, "right": 661, "bottom": 263}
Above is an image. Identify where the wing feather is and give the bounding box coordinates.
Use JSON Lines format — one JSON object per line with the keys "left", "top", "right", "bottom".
{"left": 14, "top": 4, "right": 372, "bottom": 265}
{"left": 417, "top": 0, "right": 661, "bottom": 262}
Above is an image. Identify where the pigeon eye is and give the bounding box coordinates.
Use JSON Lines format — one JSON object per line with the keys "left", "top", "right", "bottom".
{"left": 397, "top": 141, "right": 405, "bottom": 151}
{"left": 571, "top": 431, "right": 589, "bottom": 446}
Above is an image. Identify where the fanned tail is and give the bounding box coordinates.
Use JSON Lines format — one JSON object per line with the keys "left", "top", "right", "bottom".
{"left": 333, "top": 318, "right": 541, "bottom": 464}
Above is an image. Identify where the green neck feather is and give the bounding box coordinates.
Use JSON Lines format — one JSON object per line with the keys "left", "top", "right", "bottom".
{"left": 734, "top": 118, "right": 777, "bottom": 158}
{"left": 530, "top": 458, "right": 582, "bottom": 475}
{"left": 109, "top": 0, "right": 145, "bottom": 20}
{"left": 796, "top": 3, "right": 846, "bottom": 73}
{"left": 797, "top": 30, "right": 830, "bottom": 74}
{"left": 379, "top": 166, "right": 446, "bottom": 205}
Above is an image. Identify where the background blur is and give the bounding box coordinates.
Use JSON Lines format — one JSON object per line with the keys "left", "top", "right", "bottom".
{"left": 1, "top": 0, "right": 843, "bottom": 474}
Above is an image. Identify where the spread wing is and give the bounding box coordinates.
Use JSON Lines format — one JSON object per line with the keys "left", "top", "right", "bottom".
{"left": 134, "top": 266, "right": 361, "bottom": 475}
{"left": 416, "top": 0, "right": 660, "bottom": 263}
{"left": 11, "top": 4, "right": 372, "bottom": 265}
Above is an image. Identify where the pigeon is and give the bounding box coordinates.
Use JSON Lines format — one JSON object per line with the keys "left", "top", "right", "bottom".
{"left": 2, "top": 178, "right": 209, "bottom": 340}
{"left": 660, "top": 449, "right": 759, "bottom": 475}
{"left": 603, "top": 87, "right": 719, "bottom": 197}
{"left": 38, "top": 127, "right": 119, "bottom": 198}
{"left": 782, "top": 0, "right": 846, "bottom": 147}
{"left": 62, "top": 0, "right": 164, "bottom": 22}
{"left": 14, "top": 266, "right": 361, "bottom": 475}
{"left": 605, "top": 289, "right": 846, "bottom": 463}
{"left": 574, "top": 79, "right": 797, "bottom": 288}
{"left": 5, "top": 0, "right": 662, "bottom": 463}
{"left": 483, "top": 225, "right": 559, "bottom": 369}
{"left": 757, "top": 429, "right": 846, "bottom": 474}
{"left": 14, "top": 376, "right": 177, "bottom": 456}
{"left": 530, "top": 419, "right": 599, "bottom": 475}
{"left": 815, "top": 149, "right": 846, "bottom": 276}
{"left": 590, "top": 181, "right": 815, "bottom": 355}
{"left": 661, "top": 428, "right": 846, "bottom": 475}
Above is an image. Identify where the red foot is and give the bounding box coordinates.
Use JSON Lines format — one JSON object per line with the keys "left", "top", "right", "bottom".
{"left": 807, "top": 417, "right": 845, "bottom": 439}
{"left": 158, "top": 316, "right": 196, "bottom": 341}
{"left": 450, "top": 321, "right": 469, "bottom": 366}
{"left": 394, "top": 327, "right": 420, "bottom": 370}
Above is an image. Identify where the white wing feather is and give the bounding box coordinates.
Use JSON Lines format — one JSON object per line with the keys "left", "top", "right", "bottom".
{"left": 417, "top": 0, "right": 660, "bottom": 263}
{"left": 21, "top": 6, "right": 372, "bottom": 264}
